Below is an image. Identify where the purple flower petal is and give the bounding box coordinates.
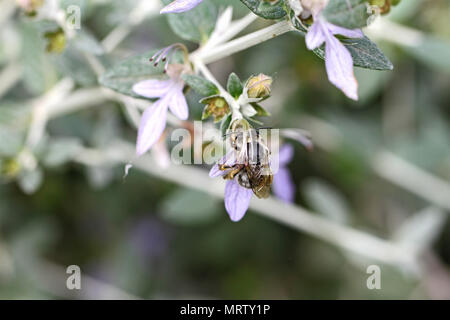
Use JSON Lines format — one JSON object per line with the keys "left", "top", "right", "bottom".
{"left": 168, "top": 85, "right": 189, "bottom": 120}
{"left": 209, "top": 164, "right": 222, "bottom": 178}
{"left": 324, "top": 34, "right": 359, "bottom": 100}
{"left": 160, "top": 0, "right": 203, "bottom": 14}
{"left": 279, "top": 144, "right": 294, "bottom": 167}
{"left": 133, "top": 79, "right": 173, "bottom": 99}
{"left": 305, "top": 20, "right": 326, "bottom": 50}
{"left": 136, "top": 99, "right": 169, "bottom": 156}
{"left": 327, "top": 24, "right": 364, "bottom": 39}
{"left": 273, "top": 168, "right": 295, "bottom": 203}
{"left": 224, "top": 179, "right": 252, "bottom": 222}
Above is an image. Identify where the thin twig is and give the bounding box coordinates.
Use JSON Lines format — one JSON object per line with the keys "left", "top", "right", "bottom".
{"left": 73, "top": 141, "right": 419, "bottom": 270}
{"left": 373, "top": 151, "right": 450, "bottom": 211}
{"left": 191, "top": 20, "right": 294, "bottom": 64}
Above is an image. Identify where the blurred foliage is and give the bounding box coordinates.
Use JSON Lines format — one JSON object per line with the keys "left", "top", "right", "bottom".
{"left": 0, "top": 0, "right": 449, "bottom": 299}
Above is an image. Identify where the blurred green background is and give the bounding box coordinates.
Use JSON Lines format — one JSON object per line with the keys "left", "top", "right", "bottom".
{"left": 0, "top": 0, "right": 449, "bottom": 299}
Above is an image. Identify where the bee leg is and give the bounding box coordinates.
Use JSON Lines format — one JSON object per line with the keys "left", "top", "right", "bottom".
{"left": 221, "top": 165, "right": 243, "bottom": 180}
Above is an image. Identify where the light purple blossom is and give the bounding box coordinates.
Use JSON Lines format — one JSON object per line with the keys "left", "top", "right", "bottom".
{"left": 272, "top": 144, "right": 295, "bottom": 203}
{"left": 133, "top": 49, "right": 189, "bottom": 156}
{"left": 306, "top": 16, "right": 363, "bottom": 100}
{"left": 224, "top": 179, "right": 253, "bottom": 222}
{"left": 160, "top": 0, "right": 203, "bottom": 14}
{"left": 209, "top": 151, "right": 252, "bottom": 222}
{"left": 209, "top": 144, "right": 296, "bottom": 221}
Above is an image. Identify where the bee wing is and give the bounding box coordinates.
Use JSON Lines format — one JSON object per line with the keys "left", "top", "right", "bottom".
{"left": 252, "top": 174, "right": 273, "bottom": 199}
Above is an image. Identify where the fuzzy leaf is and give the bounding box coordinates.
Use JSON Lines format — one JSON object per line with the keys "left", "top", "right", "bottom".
{"left": 182, "top": 74, "right": 219, "bottom": 96}
{"left": 162, "top": 0, "right": 217, "bottom": 44}
{"left": 240, "top": 0, "right": 287, "bottom": 20}
{"left": 227, "top": 73, "right": 243, "bottom": 98}
{"left": 251, "top": 103, "right": 271, "bottom": 117}
{"left": 98, "top": 49, "right": 166, "bottom": 98}
{"left": 323, "top": 0, "right": 370, "bottom": 29}
{"left": 313, "top": 36, "right": 393, "bottom": 70}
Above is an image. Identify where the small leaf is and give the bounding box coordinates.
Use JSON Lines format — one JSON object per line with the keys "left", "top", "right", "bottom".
{"left": 290, "top": 10, "right": 392, "bottom": 70}
{"left": 162, "top": 0, "right": 217, "bottom": 44}
{"left": 342, "top": 36, "right": 393, "bottom": 70}
{"left": 323, "top": 0, "right": 370, "bottom": 29}
{"left": 182, "top": 74, "right": 219, "bottom": 96}
{"left": 227, "top": 73, "right": 243, "bottom": 98}
{"left": 71, "top": 30, "right": 104, "bottom": 55}
{"left": 200, "top": 95, "right": 230, "bottom": 123}
{"left": 251, "top": 103, "right": 271, "bottom": 117}
{"left": 99, "top": 49, "right": 166, "bottom": 98}
{"left": 240, "top": 0, "right": 287, "bottom": 20}
{"left": 313, "top": 36, "right": 393, "bottom": 70}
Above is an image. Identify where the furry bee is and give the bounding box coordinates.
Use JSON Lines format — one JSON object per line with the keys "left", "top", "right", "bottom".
{"left": 219, "top": 128, "right": 273, "bottom": 199}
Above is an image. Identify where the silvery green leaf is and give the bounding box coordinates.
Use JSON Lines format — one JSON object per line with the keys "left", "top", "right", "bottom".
{"left": 98, "top": 49, "right": 166, "bottom": 98}
{"left": 162, "top": 0, "right": 217, "bottom": 44}
{"left": 240, "top": 0, "right": 287, "bottom": 20}
{"left": 290, "top": 12, "right": 392, "bottom": 70}
{"left": 313, "top": 36, "right": 394, "bottom": 71}
{"left": 323, "top": 0, "right": 370, "bottom": 29}
{"left": 227, "top": 73, "right": 243, "bottom": 99}
{"left": 0, "top": 102, "right": 30, "bottom": 156}
{"left": 251, "top": 103, "right": 271, "bottom": 117}
{"left": 20, "top": 22, "right": 59, "bottom": 95}
{"left": 182, "top": 74, "right": 219, "bottom": 97}
{"left": 71, "top": 30, "right": 104, "bottom": 55}
{"left": 52, "top": 46, "right": 97, "bottom": 86}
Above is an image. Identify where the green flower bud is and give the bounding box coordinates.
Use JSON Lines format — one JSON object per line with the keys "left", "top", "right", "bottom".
{"left": 246, "top": 74, "right": 273, "bottom": 99}
{"left": 0, "top": 158, "right": 21, "bottom": 179}
{"left": 201, "top": 96, "right": 230, "bottom": 123}
{"left": 16, "top": 0, "right": 43, "bottom": 16}
{"left": 44, "top": 28, "right": 66, "bottom": 54}
{"left": 369, "top": 0, "right": 392, "bottom": 14}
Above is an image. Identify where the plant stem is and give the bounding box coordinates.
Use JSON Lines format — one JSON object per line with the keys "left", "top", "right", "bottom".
{"left": 74, "top": 141, "right": 419, "bottom": 270}
{"left": 191, "top": 20, "right": 294, "bottom": 64}
{"left": 25, "top": 78, "right": 75, "bottom": 149}
{"left": 193, "top": 60, "right": 242, "bottom": 119}
{"left": 372, "top": 151, "right": 450, "bottom": 211}
{"left": 197, "top": 11, "right": 258, "bottom": 52}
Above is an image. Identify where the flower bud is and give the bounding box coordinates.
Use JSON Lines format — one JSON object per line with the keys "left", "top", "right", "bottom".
{"left": 0, "top": 158, "right": 21, "bottom": 179}
{"left": 201, "top": 96, "right": 230, "bottom": 123}
{"left": 246, "top": 74, "right": 273, "bottom": 99}
{"left": 369, "top": 0, "right": 392, "bottom": 14}
{"left": 16, "top": 0, "right": 43, "bottom": 16}
{"left": 44, "top": 28, "right": 66, "bottom": 53}
{"left": 230, "top": 119, "right": 251, "bottom": 132}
